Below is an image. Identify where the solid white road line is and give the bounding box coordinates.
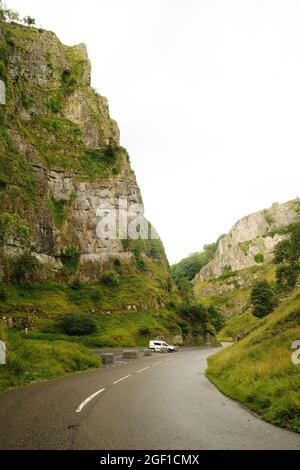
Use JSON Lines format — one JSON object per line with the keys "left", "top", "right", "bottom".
{"left": 113, "top": 375, "right": 131, "bottom": 385}
{"left": 76, "top": 388, "right": 106, "bottom": 413}
{"left": 136, "top": 367, "right": 149, "bottom": 374}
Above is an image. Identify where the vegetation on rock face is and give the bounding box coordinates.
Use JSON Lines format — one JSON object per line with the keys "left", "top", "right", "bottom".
{"left": 274, "top": 222, "right": 300, "bottom": 291}
{"left": 254, "top": 252, "right": 264, "bottom": 264}
{"left": 60, "top": 246, "right": 81, "bottom": 275}
{"left": 11, "top": 252, "right": 41, "bottom": 285}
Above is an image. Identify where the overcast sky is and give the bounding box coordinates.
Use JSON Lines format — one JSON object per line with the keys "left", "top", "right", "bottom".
{"left": 8, "top": 0, "right": 300, "bottom": 263}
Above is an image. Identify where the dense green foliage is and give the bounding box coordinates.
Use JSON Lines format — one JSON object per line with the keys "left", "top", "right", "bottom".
{"left": 254, "top": 252, "right": 264, "bottom": 264}
{"left": 60, "top": 246, "right": 81, "bottom": 275}
{"left": 207, "top": 305, "right": 226, "bottom": 331}
{"left": 11, "top": 252, "right": 41, "bottom": 285}
{"left": 60, "top": 313, "right": 98, "bottom": 336}
{"left": 179, "top": 303, "right": 224, "bottom": 339}
{"left": 250, "top": 280, "right": 278, "bottom": 318}
{"left": 176, "top": 276, "right": 194, "bottom": 303}
{"left": 219, "top": 265, "right": 237, "bottom": 280}
{"left": 274, "top": 223, "right": 300, "bottom": 291}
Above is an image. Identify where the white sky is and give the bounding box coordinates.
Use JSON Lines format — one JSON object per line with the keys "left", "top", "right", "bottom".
{"left": 7, "top": 0, "right": 300, "bottom": 263}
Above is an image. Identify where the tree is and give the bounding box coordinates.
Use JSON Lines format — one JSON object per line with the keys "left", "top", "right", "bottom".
{"left": 250, "top": 280, "right": 278, "bottom": 319}
{"left": 179, "top": 303, "right": 208, "bottom": 324}
{"left": 207, "top": 306, "right": 226, "bottom": 332}
{"left": 274, "top": 223, "right": 300, "bottom": 290}
{"left": 22, "top": 16, "right": 35, "bottom": 26}
{"left": 177, "top": 276, "right": 194, "bottom": 304}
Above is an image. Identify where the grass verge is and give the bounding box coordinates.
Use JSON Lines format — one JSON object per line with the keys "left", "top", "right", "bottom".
{"left": 207, "top": 288, "right": 300, "bottom": 433}
{"left": 0, "top": 329, "right": 101, "bottom": 391}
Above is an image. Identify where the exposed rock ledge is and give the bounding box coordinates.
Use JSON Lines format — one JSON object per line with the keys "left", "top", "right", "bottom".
{"left": 193, "top": 199, "right": 300, "bottom": 284}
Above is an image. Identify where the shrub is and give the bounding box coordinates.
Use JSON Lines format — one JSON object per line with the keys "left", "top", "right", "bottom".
{"left": 207, "top": 306, "right": 226, "bottom": 332}
{"left": 220, "top": 265, "right": 236, "bottom": 280}
{"left": 112, "top": 258, "right": 122, "bottom": 273}
{"left": 60, "top": 246, "right": 81, "bottom": 275}
{"left": 133, "top": 248, "right": 148, "bottom": 272}
{"left": 101, "top": 271, "right": 119, "bottom": 286}
{"left": 11, "top": 252, "right": 40, "bottom": 285}
{"left": 70, "top": 278, "right": 81, "bottom": 290}
{"left": 250, "top": 280, "right": 278, "bottom": 318}
{"left": 254, "top": 253, "right": 265, "bottom": 264}
{"left": 177, "top": 277, "right": 194, "bottom": 304}
{"left": 60, "top": 313, "right": 97, "bottom": 336}
{"left": 138, "top": 326, "right": 151, "bottom": 336}
{"left": 180, "top": 303, "right": 208, "bottom": 324}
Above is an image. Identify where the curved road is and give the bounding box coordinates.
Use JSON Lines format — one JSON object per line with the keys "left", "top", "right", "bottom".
{"left": 0, "top": 347, "right": 299, "bottom": 450}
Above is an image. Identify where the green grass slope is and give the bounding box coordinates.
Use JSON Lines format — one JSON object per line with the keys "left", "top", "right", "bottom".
{"left": 0, "top": 328, "right": 101, "bottom": 391}
{"left": 207, "top": 288, "right": 300, "bottom": 433}
{"left": 217, "top": 310, "right": 261, "bottom": 342}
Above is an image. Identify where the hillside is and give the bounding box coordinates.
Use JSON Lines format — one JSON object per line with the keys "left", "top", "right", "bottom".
{"left": 207, "top": 287, "right": 300, "bottom": 433}
{"left": 193, "top": 200, "right": 300, "bottom": 284}
{"left": 0, "top": 17, "right": 221, "bottom": 390}
{"left": 193, "top": 200, "right": 300, "bottom": 318}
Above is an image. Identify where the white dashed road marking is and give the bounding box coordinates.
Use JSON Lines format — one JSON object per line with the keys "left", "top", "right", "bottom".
{"left": 76, "top": 355, "right": 178, "bottom": 412}
{"left": 76, "top": 388, "right": 106, "bottom": 413}
{"left": 136, "top": 367, "right": 149, "bottom": 374}
{"left": 113, "top": 375, "right": 131, "bottom": 385}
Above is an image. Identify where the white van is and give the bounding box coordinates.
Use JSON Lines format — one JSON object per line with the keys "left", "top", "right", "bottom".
{"left": 149, "top": 340, "right": 176, "bottom": 353}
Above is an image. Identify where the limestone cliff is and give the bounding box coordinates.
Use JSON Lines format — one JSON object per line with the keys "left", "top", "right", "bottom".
{"left": 0, "top": 21, "right": 167, "bottom": 282}
{"left": 193, "top": 200, "right": 300, "bottom": 284}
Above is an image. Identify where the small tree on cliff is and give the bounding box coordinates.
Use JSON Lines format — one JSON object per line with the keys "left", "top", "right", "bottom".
{"left": 22, "top": 16, "right": 35, "bottom": 26}
{"left": 250, "top": 280, "right": 278, "bottom": 319}
{"left": 274, "top": 223, "right": 300, "bottom": 291}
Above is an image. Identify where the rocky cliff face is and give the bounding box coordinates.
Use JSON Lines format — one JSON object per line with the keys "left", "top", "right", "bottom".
{"left": 193, "top": 200, "right": 300, "bottom": 284}
{"left": 0, "top": 21, "right": 167, "bottom": 282}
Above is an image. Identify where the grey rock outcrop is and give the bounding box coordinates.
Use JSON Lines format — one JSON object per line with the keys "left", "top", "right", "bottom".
{"left": 193, "top": 200, "right": 300, "bottom": 284}
{"left": 0, "top": 21, "right": 166, "bottom": 282}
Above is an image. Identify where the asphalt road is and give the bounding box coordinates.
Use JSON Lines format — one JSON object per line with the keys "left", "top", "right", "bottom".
{"left": 0, "top": 347, "right": 300, "bottom": 450}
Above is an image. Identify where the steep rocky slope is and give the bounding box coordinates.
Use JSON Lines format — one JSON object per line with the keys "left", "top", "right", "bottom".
{"left": 0, "top": 18, "right": 221, "bottom": 370}
{"left": 193, "top": 200, "right": 300, "bottom": 318}
{"left": 0, "top": 20, "right": 191, "bottom": 347}
{"left": 193, "top": 199, "right": 300, "bottom": 284}
{"left": 0, "top": 21, "right": 163, "bottom": 281}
